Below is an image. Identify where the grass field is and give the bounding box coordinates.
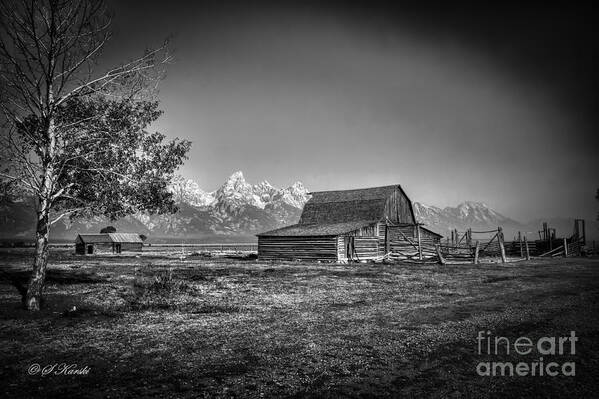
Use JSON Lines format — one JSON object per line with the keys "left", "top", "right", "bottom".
{"left": 1, "top": 249, "right": 598, "bottom": 398}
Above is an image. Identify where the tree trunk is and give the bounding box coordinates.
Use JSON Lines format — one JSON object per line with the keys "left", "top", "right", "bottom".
{"left": 25, "top": 202, "right": 51, "bottom": 311}
{"left": 25, "top": 114, "right": 56, "bottom": 311}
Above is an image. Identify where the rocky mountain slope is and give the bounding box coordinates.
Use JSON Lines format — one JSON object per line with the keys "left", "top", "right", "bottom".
{"left": 413, "top": 201, "right": 520, "bottom": 235}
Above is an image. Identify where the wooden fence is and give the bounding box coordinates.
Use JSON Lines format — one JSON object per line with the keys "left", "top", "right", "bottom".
{"left": 147, "top": 243, "right": 258, "bottom": 252}
{"left": 432, "top": 220, "right": 588, "bottom": 265}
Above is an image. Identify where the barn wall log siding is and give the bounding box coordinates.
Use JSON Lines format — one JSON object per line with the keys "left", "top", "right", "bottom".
{"left": 418, "top": 230, "right": 441, "bottom": 253}
{"left": 352, "top": 237, "right": 380, "bottom": 259}
{"left": 336, "top": 223, "right": 382, "bottom": 259}
{"left": 258, "top": 236, "right": 338, "bottom": 261}
{"left": 120, "top": 243, "right": 143, "bottom": 251}
{"left": 345, "top": 224, "right": 377, "bottom": 237}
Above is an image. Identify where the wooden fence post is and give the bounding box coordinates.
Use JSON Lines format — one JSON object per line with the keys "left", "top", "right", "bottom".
{"left": 498, "top": 227, "right": 507, "bottom": 263}
{"left": 563, "top": 238, "right": 568, "bottom": 257}
{"left": 436, "top": 244, "right": 446, "bottom": 265}
{"left": 518, "top": 231, "right": 523, "bottom": 258}
{"left": 417, "top": 224, "right": 423, "bottom": 260}
{"left": 474, "top": 241, "right": 480, "bottom": 265}
{"left": 524, "top": 236, "right": 530, "bottom": 260}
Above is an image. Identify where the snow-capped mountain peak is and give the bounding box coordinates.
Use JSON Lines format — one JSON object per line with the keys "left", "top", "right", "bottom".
{"left": 213, "top": 171, "right": 263, "bottom": 211}
{"left": 169, "top": 176, "right": 215, "bottom": 207}
{"left": 289, "top": 181, "right": 305, "bottom": 191}
{"left": 224, "top": 170, "right": 246, "bottom": 186}
{"left": 254, "top": 180, "right": 273, "bottom": 190}
{"left": 170, "top": 172, "right": 311, "bottom": 214}
{"left": 452, "top": 201, "right": 506, "bottom": 223}
{"left": 276, "top": 181, "right": 310, "bottom": 209}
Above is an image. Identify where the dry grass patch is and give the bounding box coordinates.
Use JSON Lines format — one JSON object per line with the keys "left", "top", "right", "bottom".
{"left": 1, "top": 250, "right": 599, "bottom": 398}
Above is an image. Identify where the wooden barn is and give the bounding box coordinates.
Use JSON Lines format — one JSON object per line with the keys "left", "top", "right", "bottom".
{"left": 75, "top": 233, "right": 144, "bottom": 255}
{"left": 257, "top": 185, "right": 442, "bottom": 261}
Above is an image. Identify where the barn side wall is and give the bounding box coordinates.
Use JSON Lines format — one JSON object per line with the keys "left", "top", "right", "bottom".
{"left": 385, "top": 225, "right": 441, "bottom": 259}
{"left": 352, "top": 237, "right": 379, "bottom": 259}
{"left": 339, "top": 235, "right": 381, "bottom": 260}
{"left": 338, "top": 223, "right": 381, "bottom": 260}
{"left": 89, "top": 243, "right": 113, "bottom": 254}
{"left": 258, "top": 236, "right": 338, "bottom": 261}
{"left": 387, "top": 225, "right": 418, "bottom": 254}
{"left": 420, "top": 229, "right": 441, "bottom": 247}
{"left": 75, "top": 240, "right": 143, "bottom": 254}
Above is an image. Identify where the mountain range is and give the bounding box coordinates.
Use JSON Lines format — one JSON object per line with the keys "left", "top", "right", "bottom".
{"left": 0, "top": 171, "right": 595, "bottom": 242}
{"left": 0, "top": 171, "right": 310, "bottom": 242}
{"left": 411, "top": 202, "right": 596, "bottom": 241}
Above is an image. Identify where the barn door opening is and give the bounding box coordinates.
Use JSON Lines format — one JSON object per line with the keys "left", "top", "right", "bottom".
{"left": 87, "top": 245, "right": 93, "bottom": 254}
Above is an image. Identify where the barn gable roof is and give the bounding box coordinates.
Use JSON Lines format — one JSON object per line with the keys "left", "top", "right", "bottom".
{"left": 76, "top": 234, "right": 110, "bottom": 243}
{"left": 299, "top": 184, "right": 415, "bottom": 225}
{"left": 76, "top": 233, "right": 143, "bottom": 244}
{"left": 257, "top": 220, "right": 377, "bottom": 237}
{"left": 107, "top": 233, "right": 144, "bottom": 243}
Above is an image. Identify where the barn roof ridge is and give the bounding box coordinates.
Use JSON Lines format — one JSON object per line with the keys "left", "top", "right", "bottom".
{"left": 301, "top": 198, "right": 387, "bottom": 204}
{"left": 308, "top": 184, "right": 400, "bottom": 195}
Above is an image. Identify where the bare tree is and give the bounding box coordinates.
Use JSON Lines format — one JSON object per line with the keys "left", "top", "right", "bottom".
{"left": 0, "top": 0, "right": 191, "bottom": 310}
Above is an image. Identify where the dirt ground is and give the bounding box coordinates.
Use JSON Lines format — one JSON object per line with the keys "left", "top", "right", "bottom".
{"left": 1, "top": 248, "right": 598, "bottom": 398}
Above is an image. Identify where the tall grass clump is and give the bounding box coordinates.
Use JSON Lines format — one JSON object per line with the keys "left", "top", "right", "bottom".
{"left": 128, "top": 265, "right": 191, "bottom": 311}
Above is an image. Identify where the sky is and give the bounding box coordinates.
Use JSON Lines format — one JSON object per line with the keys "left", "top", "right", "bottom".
{"left": 105, "top": 1, "right": 597, "bottom": 221}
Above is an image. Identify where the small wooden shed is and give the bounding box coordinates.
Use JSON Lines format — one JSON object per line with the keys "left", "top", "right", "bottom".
{"left": 257, "top": 185, "right": 442, "bottom": 261}
{"left": 75, "top": 233, "right": 144, "bottom": 255}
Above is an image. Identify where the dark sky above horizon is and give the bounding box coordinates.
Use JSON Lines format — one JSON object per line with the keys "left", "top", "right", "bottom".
{"left": 106, "top": 1, "right": 597, "bottom": 221}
